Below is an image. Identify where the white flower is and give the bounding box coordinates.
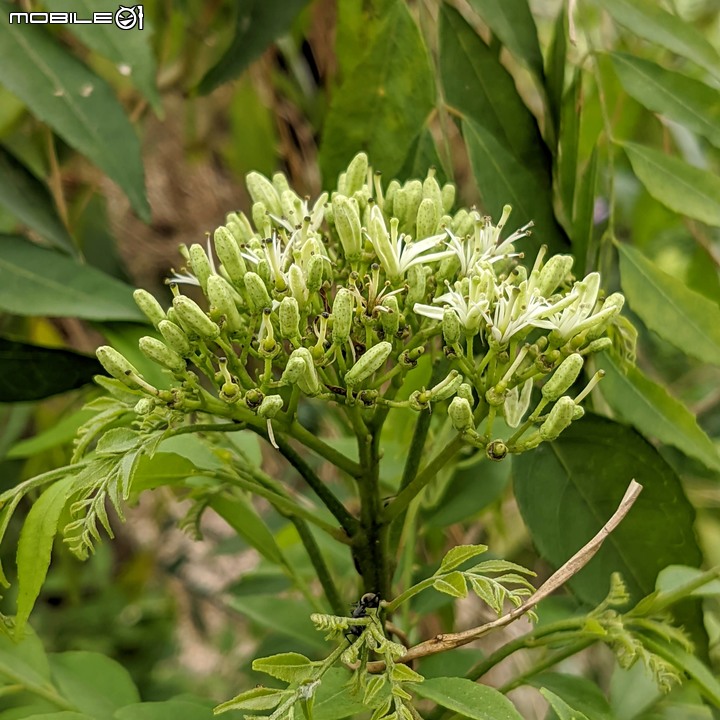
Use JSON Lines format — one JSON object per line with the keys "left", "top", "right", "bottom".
{"left": 544, "top": 273, "right": 604, "bottom": 340}
{"left": 242, "top": 232, "right": 294, "bottom": 288}
{"left": 414, "top": 274, "right": 492, "bottom": 332}
{"left": 504, "top": 378, "right": 533, "bottom": 427}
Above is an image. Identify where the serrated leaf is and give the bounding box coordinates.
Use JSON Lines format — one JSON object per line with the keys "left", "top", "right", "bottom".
{"left": 432, "top": 571, "right": 467, "bottom": 598}
{"left": 413, "top": 677, "right": 523, "bottom": 720}
{"left": 609, "top": 53, "right": 720, "bottom": 149}
{"left": 513, "top": 414, "right": 702, "bottom": 607}
{"left": 0, "top": 147, "right": 75, "bottom": 255}
{"left": 438, "top": 544, "right": 488, "bottom": 574}
{"left": 599, "top": 0, "right": 720, "bottom": 80}
{"left": 622, "top": 142, "right": 720, "bottom": 227}
{"left": 617, "top": 242, "right": 720, "bottom": 366}
{"left": 0, "top": 338, "right": 101, "bottom": 402}
{"left": 16, "top": 474, "right": 79, "bottom": 635}
{"left": 597, "top": 354, "right": 720, "bottom": 472}
{"left": 214, "top": 686, "right": 288, "bottom": 713}
{"left": 43, "top": 0, "right": 161, "bottom": 114}
{"left": 252, "top": 652, "right": 316, "bottom": 683}
{"left": 320, "top": 0, "right": 434, "bottom": 183}
{"left": 199, "top": 0, "right": 310, "bottom": 94}
{"left": 0, "top": 6, "right": 150, "bottom": 220}
{"left": 0, "top": 235, "right": 144, "bottom": 321}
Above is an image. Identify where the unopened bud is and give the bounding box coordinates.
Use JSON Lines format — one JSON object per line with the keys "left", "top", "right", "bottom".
{"left": 344, "top": 341, "right": 393, "bottom": 388}
{"left": 173, "top": 295, "right": 220, "bottom": 340}
{"left": 292, "top": 347, "right": 322, "bottom": 396}
{"left": 332, "top": 194, "right": 362, "bottom": 260}
{"left": 96, "top": 346, "right": 140, "bottom": 387}
{"left": 422, "top": 167, "right": 443, "bottom": 208}
{"left": 158, "top": 320, "right": 192, "bottom": 356}
{"left": 442, "top": 308, "right": 461, "bottom": 345}
{"left": 441, "top": 184, "right": 456, "bottom": 213}
{"left": 384, "top": 179, "right": 400, "bottom": 215}
{"left": 448, "top": 396, "right": 474, "bottom": 431}
{"left": 189, "top": 243, "right": 213, "bottom": 293}
{"left": 214, "top": 226, "right": 247, "bottom": 286}
{"left": 457, "top": 383, "right": 474, "bottom": 404}
{"left": 583, "top": 337, "right": 613, "bottom": 354}
{"left": 288, "top": 264, "right": 309, "bottom": 306}
{"left": 207, "top": 275, "right": 243, "bottom": 332}
{"left": 251, "top": 201, "right": 271, "bottom": 237}
{"left": 416, "top": 198, "right": 440, "bottom": 239}
{"left": 542, "top": 353, "right": 584, "bottom": 401}
{"left": 279, "top": 296, "right": 301, "bottom": 339}
{"left": 405, "top": 264, "right": 426, "bottom": 308}
{"left": 246, "top": 171, "right": 282, "bottom": 216}
{"left": 403, "top": 180, "right": 423, "bottom": 232}
{"left": 540, "top": 396, "right": 576, "bottom": 440}
{"left": 536, "top": 255, "right": 573, "bottom": 297}
{"left": 133, "top": 289, "right": 165, "bottom": 329}
{"left": 345, "top": 152, "right": 369, "bottom": 196}
{"left": 380, "top": 295, "right": 400, "bottom": 337}
{"left": 258, "top": 394, "right": 284, "bottom": 418}
{"left": 307, "top": 255, "right": 325, "bottom": 293}
{"left": 244, "top": 271, "right": 272, "bottom": 312}
{"left": 486, "top": 440, "right": 508, "bottom": 461}
{"left": 332, "top": 288, "right": 354, "bottom": 344}
{"left": 139, "top": 336, "right": 186, "bottom": 373}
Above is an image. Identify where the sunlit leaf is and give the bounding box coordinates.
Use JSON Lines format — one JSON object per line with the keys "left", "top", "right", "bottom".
{"left": 414, "top": 677, "right": 523, "bottom": 720}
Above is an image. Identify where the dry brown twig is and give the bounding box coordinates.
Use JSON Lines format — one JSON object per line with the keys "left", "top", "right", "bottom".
{"left": 368, "top": 479, "right": 643, "bottom": 671}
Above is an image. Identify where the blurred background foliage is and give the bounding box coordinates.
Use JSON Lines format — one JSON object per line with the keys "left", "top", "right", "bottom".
{"left": 0, "top": 0, "right": 719, "bottom": 717}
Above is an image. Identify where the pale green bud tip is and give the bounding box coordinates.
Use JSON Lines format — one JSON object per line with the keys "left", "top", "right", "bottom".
{"left": 158, "top": 319, "right": 191, "bottom": 356}
{"left": 332, "top": 194, "right": 362, "bottom": 259}
{"left": 258, "top": 394, "right": 284, "bottom": 418}
{"left": 344, "top": 341, "right": 393, "bottom": 387}
{"left": 542, "top": 353, "right": 584, "bottom": 401}
{"left": 96, "top": 346, "right": 139, "bottom": 384}
{"left": 345, "top": 152, "right": 369, "bottom": 196}
{"left": 139, "top": 336, "right": 186, "bottom": 373}
{"left": 133, "top": 289, "right": 165, "bottom": 328}
{"left": 449, "top": 396, "right": 474, "bottom": 431}
{"left": 246, "top": 171, "right": 282, "bottom": 216}
{"left": 244, "top": 271, "right": 272, "bottom": 312}
{"left": 442, "top": 307, "right": 461, "bottom": 345}
{"left": 293, "top": 347, "right": 322, "bottom": 395}
{"left": 279, "top": 296, "right": 301, "bottom": 339}
{"left": 416, "top": 197, "right": 440, "bottom": 239}
{"left": 537, "top": 255, "right": 574, "bottom": 297}
{"left": 189, "top": 243, "right": 212, "bottom": 292}
{"left": 540, "top": 396, "right": 576, "bottom": 440}
{"left": 331, "top": 288, "right": 354, "bottom": 344}
{"left": 213, "top": 226, "right": 246, "bottom": 283}
{"left": 173, "top": 295, "right": 220, "bottom": 340}
{"left": 428, "top": 370, "right": 463, "bottom": 401}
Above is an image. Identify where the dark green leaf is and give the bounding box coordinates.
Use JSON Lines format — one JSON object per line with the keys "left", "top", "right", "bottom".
{"left": 49, "top": 651, "right": 140, "bottom": 717}
{"left": 622, "top": 142, "right": 720, "bottom": 227}
{"left": 617, "top": 242, "right": 720, "bottom": 366}
{"left": 199, "top": 0, "right": 310, "bottom": 94}
{"left": 466, "top": 0, "right": 544, "bottom": 81}
{"left": 531, "top": 673, "right": 614, "bottom": 720}
{"left": 557, "top": 73, "right": 581, "bottom": 227}
{"left": 43, "top": 0, "right": 161, "bottom": 114}
{"left": 396, "top": 127, "right": 448, "bottom": 186}
{"left": 571, "top": 148, "right": 599, "bottom": 275}
{"left": 596, "top": 354, "right": 720, "bottom": 472}
{"left": 541, "top": 689, "right": 590, "bottom": 720}
{"left": 0, "top": 6, "right": 150, "bottom": 220}
{"left": 545, "top": 8, "right": 567, "bottom": 138}
{"left": 0, "top": 147, "right": 75, "bottom": 255}
{"left": 600, "top": 0, "right": 720, "bottom": 80}
{"left": 16, "top": 474, "right": 78, "bottom": 634}
{"left": 0, "top": 339, "right": 101, "bottom": 402}
{"left": 320, "top": 0, "right": 435, "bottom": 183}
{"left": 513, "top": 414, "right": 702, "bottom": 605}
{"left": 413, "top": 677, "right": 523, "bottom": 720}
{"left": 115, "top": 701, "right": 214, "bottom": 720}
{"left": 20, "top": 714, "right": 95, "bottom": 720}
{"left": 0, "top": 236, "right": 144, "bottom": 321}
{"left": 609, "top": 53, "right": 720, "bottom": 149}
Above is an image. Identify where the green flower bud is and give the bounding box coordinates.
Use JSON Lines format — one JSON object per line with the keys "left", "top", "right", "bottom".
{"left": 422, "top": 167, "right": 443, "bottom": 209}
{"left": 436, "top": 253, "right": 461, "bottom": 284}
{"left": 448, "top": 396, "right": 474, "bottom": 431}
{"left": 457, "top": 383, "right": 474, "bottom": 404}
{"left": 158, "top": 319, "right": 192, "bottom": 356}
{"left": 173, "top": 295, "right": 220, "bottom": 340}
{"left": 281, "top": 354, "right": 306, "bottom": 384}
{"left": 441, "top": 183, "right": 456, "bottom": 213}
{"left": 292, "top": 347, "right": 322, "bottom": 395}
{"left": 442, "top": 307, "right": 461, "bottom": 345}
{"left": 344, "top": 341, "right": 393, "bottom": 388}
{"left": 244, "top": 271, "right": 272, "bottom": 312}
{"left": 428, "top": 370, "right": 463, "bottom": 401}
{"left": 332, "top": 288, "right": 354, "bottom": 344}
{"left": 384, "top": 179, "right": 401, "bottom": 215}
{"left": 96, "top": 346, "right": 140, "bottom": 387}
{"left": 189, "top": 243, "right": 213, "bottom": 293}
{"left": 133, "top": 289, "right": 165, "bottom": 329}
{"left": 536, "top": 255, "right": 574, "bottom": 297}
{"left": 139, "top": 336, "right": 186, "bottom": 373}
{"left": 281, "top": 189, "right": 303, "bottom": 226}
{"left": 345, "top": 152, "right": 369, "bottom": 196}
{"left": 207, "top": 275, "right": 243, "bottom": 332}
{"left": 486, "top": 440, "right": 508, "bottom": 461}
{"left": 307, "top": 255, "right": 325, "bottom": 293}
{"left": 258, "top": 394, "right": 284, "bottom": 418}
{"left": 279, "top": 296, "right": 301, "bottom": 339}
{"left": 272, "top": 171, "right": 290, "bottom": 196}
{"left": 379, "top": 295, "right": 400, "bottom": 337}
{"left": 226, "top": 211, "right": 255, "bottom": 243}
{"left": 583, "top": 337, "right": 613, "bottom": 354}
{"left": 403, "top": 180, "right": 423, "bottom": 232}
{"left": 288, "top": 264, "right": 309, "bottom": 307}
{"left": 416, "top": 197, "right": 440, "bottom": 239}
{"left": 332, "top": 194, "right": 362, "bottom": 260}
{"left": 542, "top": 353, "right": 584, "bottom": 401}
{"left": 405, "top": 264, "right": 426, "bottom": 308}
{"left": 540, "top": 396, "right": 576, "bottom": 440}
{"left": 251, "top": 201, "right": 271, "bottom": 237}
{"left": 134, "top": 398, "right": 154, "bottom": 415}
{"left": 246, "top": 171, "right": 282, "bottom": 216}
{"left": 214, "top": 226, "right": 247, "bottom": 286}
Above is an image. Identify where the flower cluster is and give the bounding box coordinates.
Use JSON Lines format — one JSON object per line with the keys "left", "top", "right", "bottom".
{"left": 97, "top": 153, "right": 625, "bottom": 458}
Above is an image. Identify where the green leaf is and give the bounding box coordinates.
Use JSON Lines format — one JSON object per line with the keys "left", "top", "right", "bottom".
{"left": 226, "top": 595, "right": 326, "bottom": 650}
{"left": 210, "top": 493, "right": 282, "bottom": 565}
{"left": 413, "top": 677, "right": 523, "bottom": 720}
{"left": 599, "top": 0, "right": 720, "bottom": 80}
{"left": 557, "top": 73, "right": 581, "bottom": 227}
{"left": 0, "top": 147, "right": 75, "bottom": 255}
{"left": 513, "top": 414, "right": 702, "bottom": 605}
{"left": 609, "top": 53, "right": 720, "bottom": 150}
{"left": 596, "top": 354, "right": 720, "bottom": 473}
{"left": 656, "top": 566, "right": 720, "bottom": 599}
{"left": 7, "top": 409, "right": 96, "bottom": 459}
{"left": 545, "top": 8, "right": 567, "bottom": 137}
{"left": 617, "top": 242, "right": 720, "bottom": 366}
{"left": 622, "top": 142, "right": 720, "bottom": 227}
{"left": 49, "top": 651, "right": 140, "bottom": 718}
{"left": 0, "top": 625, "right": 51, "bottom": 690}
{"left": 541, "top": 689, "right": 590, "bottom": 720}
{"left": 115, "top": 701, "right": 214, "bottom": 720}
{"left": 531, "top": 673, "right": 614, "bottom": 720}
{"left": 20, "top": 714, "right": 95, "bottom": 720}
{"left": 396, "top": 127, "right": 448, "bottom": 187}
{"left": 199, "top": 0, "right": 310, "bottom": 94}
{"left": 0, "top": 338, "right": 101, "bottom": 402}
{"left": 312, "top": 668, "right": 367, "bottom": 720}
{"left": 252, "top": 652, "right": 316, "bottom": 683}
{"left": 391, "top": 664, "right": 424, "bottom": 684}
{"left": 0, "top": 236, "right": 144, "bottom": 321}
{"left": 0, "top": 7, "right": 150, "bottom": 220}
{"left": 463, "top": 118, "right": 565, "bottom": 255}
{"left": 95, "top": 428, "right": 141, "bottom": 456}
{"left": 213, "top": 687, "right": 287, "bottom": 714}
{"left": 438, "top": 544, "right": 488, "bottom": 574}
{"left": 571, "top": 148, "right": 599, "bottom": 275}
{"left": 42, "top": 0, "right": 161, "bottom": 114}
{"left": 130, "top": 452, "right": 199, "bottom": 492}
{"left": 319, "top": 0, "right": 435, "bottom": 183}
{"left": 16, "top": 474, "right": 79, "bottom": 635}
{"left": 439, "top": 4, "right": 549, "bottom": 173}
{"left": 466, "top": 0, "right": 544, "bottom": 81}
{"left": 432, "top": 571, "right": 468, "bottom": 598}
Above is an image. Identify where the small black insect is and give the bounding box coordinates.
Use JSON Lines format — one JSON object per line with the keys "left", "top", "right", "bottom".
{"left": 348, "top": 592, "right": 381, "bottom": 638}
